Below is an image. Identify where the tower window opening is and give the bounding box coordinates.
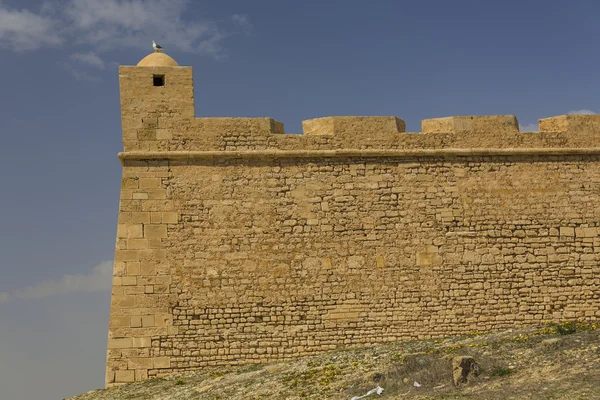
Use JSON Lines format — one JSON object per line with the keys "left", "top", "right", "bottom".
{"left": 153, "top": 74, "right": 165, "bottom": 86}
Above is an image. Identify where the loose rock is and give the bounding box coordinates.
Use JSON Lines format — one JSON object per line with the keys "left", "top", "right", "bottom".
{"left": 452, "top": 356, "right": 480, "bottom": 386}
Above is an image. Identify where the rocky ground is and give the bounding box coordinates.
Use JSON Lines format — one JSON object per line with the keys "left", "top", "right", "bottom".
{"left": 67, "top": 322, "right": 600, "bottom": 400}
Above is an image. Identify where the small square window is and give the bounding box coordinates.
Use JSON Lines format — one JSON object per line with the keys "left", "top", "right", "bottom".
{"left": 153, "top": 75, "right": 165, "bottom": 86}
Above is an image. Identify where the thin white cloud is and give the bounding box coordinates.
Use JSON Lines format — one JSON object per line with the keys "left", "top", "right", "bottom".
{"left": 62, "top": 0, "right": 224, "bottom": 54}
{"left": 0, "top": 261, "right": 113, "bottom": 303}
{"left": 231, "top": 14, "right": 252, "bottom": 33}
{"left": 0, "top": 3, "right": 63, "bottom": 51}
{"left": 567, "top": 109, "right": 596, "bottom": 115}
{"left": 61, "top": 63, "right": 103, "bottom": 82}
{"left": 1, "top": 0, "right": 251, "bottom": 60}
{"left": 0, "top": 1, "right": 252, "bottom": 80}
{"left": 70, "top": 50, "right": 105, "bottom": 69}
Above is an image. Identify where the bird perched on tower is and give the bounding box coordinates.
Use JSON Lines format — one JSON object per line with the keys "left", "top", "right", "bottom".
{"left": 152, "top": 40, "right": 163, "bottom": 52}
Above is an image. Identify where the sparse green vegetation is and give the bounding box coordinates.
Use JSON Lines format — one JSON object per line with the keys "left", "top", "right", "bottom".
{"left": 236, "top": 364, "right": 264, "bottom": 374}
{"left": 207, "top": 369, "right": 231, "bottom": 379}
{"left": 67, "top": 322, "right": 600, "bottom": 400}
{"left": 282, "top": 363, "right": 344, "bottom": 392}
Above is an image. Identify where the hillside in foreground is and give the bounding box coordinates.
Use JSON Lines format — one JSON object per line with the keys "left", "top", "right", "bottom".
{"left": 67, "top": 322, "right": 599, "bottom": 400}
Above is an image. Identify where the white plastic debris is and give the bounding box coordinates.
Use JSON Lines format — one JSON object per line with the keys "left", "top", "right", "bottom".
{"left": 350, "top": 386, "right": 384, "bottom": 400}
{"left": 413, "top": 381, "right": 421, "bottom": 387}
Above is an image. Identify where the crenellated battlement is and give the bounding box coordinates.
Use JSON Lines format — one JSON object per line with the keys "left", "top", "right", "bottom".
{"left": 117, "top": 57, "right": 600, "bottom": 157}
{"left": 117, "top": 112, "right": 600, "bottom": 161}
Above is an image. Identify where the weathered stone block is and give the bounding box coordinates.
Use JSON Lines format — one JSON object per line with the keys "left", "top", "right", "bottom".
{"left": 141, "top": 315, "right": 155, "bottom": 327}
{"left": 130, "top": 316, "right": 142, "bottom": 328}
{"left": 115, "top": 370, "right": 135, "bottom": 383}
{"left": 132, "top": 337, "right": 152, "bottom": 348}
{"left": 422, "top": 115, "right": 519, "bottom": 134}
{"left": 162, "top": 212, "right": 178, "bottom": 224}
{"left": 115, "top": 250, "right": 140, "bottom": 262}
{"left": 127, "top": 224, "right": 144, "bottom": 238}
{"left": 108, "top": 338, "right": 133, "bottom": 349}
{"left": 560, "top": 227, "right": 575, "bottom": 237}
{"left": 130, "top": 212, "right": 150, "bottom": 224}
{"left": 154, "top": 357, "right": 171, "bottom": 369}
{"left": 135, "top": 369, "right": 148, "bottom": 381}
{"left": 302, "top": 116, "right": 405, "bottom": 135}
{"left": 122, "top": 177, "right": 139, "bottom": 189}
{"left": 132, "top": 192, "right": 149, "bottom": 200}
{"left": 150, "top": 212, "right": 162, "bottom": 224}
{"left": 144, "top": 224, "right": 167, "bottom": 240}
{"left": 539, "top": 114, "right": 600, "bottom": 133}
{"left": 122, "top": 277, "right": 137, "bottom": 286}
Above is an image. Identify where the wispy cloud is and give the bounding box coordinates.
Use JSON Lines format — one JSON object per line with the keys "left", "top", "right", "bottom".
{"left": 60, "top": 62, "right": 103, "bottom": 82}
{"left": 70, "top": 51, "right": 105, "bottom": 69}
{"left": 231, "top": 14, "right": 253, "bottom": 34}
{"left": 59, "top": 0, "right": 230, "bottom": 56}
{"left": 0, "top": 261, "right": 113, "bottom": 303}
{"left": 0, "top": 3, "right": 63, "bottom": 51}
{"left": 0, "top": 1, "right": 252, "bottom": 60}
{"left": 567, "top": 109, "right": 596, "bottom": 115}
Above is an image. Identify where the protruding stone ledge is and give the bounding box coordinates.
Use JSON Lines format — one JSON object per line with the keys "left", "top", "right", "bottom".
{"left": 302, "top": 116, "right": 405, "bottom": 135}
{"left": 118, "top": 147, "right": 600, "bottom": 164}
{"left": 539, "top": 114, "right": 600, "bottom": 133}
{"left": 422, "top": 115, "right": 519, "bottom": 134}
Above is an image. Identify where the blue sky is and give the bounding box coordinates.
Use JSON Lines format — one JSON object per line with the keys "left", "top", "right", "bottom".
{"left": 0, "top": 0, "right": 599, "bottom": 398}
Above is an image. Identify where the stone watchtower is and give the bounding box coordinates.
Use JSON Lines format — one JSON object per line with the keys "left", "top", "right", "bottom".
{"left": 107, "top": 52, "right": 600, "bottom": 386}
{"left": 107, "top": 51, "right": 192, "bottom": 385}
{"left": 119, "top": 52, "right": 194, "bottom": 149}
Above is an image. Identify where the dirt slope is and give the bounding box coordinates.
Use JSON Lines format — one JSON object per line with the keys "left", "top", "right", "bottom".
{"left": 67, "top": 322, "right": 600, "bottom": 400}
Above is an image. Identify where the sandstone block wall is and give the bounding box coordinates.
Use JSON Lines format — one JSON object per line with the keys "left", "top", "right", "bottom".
{"left": 106, "top": 58, "right": 600, "bottom": 386}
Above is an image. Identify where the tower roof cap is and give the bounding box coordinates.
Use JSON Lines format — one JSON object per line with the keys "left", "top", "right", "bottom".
{"left": 136, "top": 52, "right": 179, "bottom": 67}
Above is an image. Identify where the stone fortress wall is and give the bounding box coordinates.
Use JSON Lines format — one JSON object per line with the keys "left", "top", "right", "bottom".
{"left": 106, "top": 52, "right": 600, "bottom": 386}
